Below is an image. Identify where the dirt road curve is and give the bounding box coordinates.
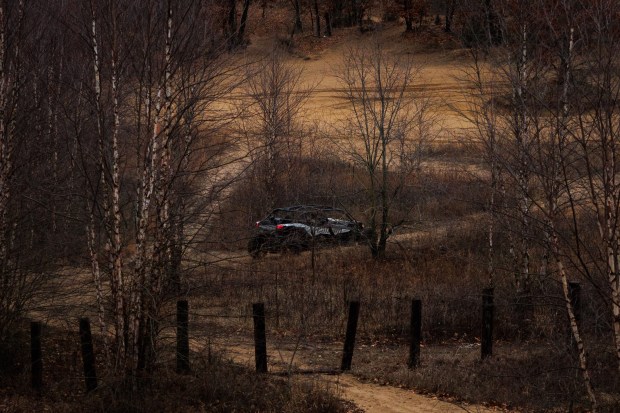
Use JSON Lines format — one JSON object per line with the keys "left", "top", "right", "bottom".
{"left": 204, "top": 337, "right": 501, "bottom": 413}
{"left": 327, "top": 374, "right": 495, "bottom": 413}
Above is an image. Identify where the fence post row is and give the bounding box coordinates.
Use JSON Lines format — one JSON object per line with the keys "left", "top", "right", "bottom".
{"left": 79, "top": 318, "right": 98, "bottom": 392}
{"left": 31, "top": 287, "right": 521, "bottom": 386}
{"left": 177, "top": 300, "right": 190, "bottom": 373}
{"left": 408, "top": 299, "right": 422, "bottom": 368}
{"left": 253, "top": 302, "right": 268, "bottom": 373}
{"left": 481, "top": 288, "right": 494, "bottom": 360}
{"left": 31, "top": 321, "right": 43, "bottom": 391}
{"left": 341, "top": 301, "right": 360, "bottom": 371}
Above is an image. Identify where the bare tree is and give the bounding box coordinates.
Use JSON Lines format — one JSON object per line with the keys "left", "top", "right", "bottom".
{"left": 227, "top": 0, "right": 238, "bottom": 46}
{"left": 403, "top": 0, "right": 414, "bottom": 31}
{"left": 291, "top": 0, "right": 303, "bottom": 33}
{"left": 223, "top": 0, "right": 253, "bottom": 49}
{"left": 562, "top": 0, "right": 620, "bottom": 372}
{"left": 327, "top": 0, "right": 366, "bottom": 29}
{"left": 238, "top": 0, "right": 252, "bottom": 45}
{"left": 312, "top": 0, "right": 321, "bottom": 37}
{"left": 402, "top": 0, "right": 428, "bottom": 32}
{"left": 443, "top": 0, "right": 457, "bottom": 33}
{"left": 456, "top": 48, "right": 502, "bottom": 287}
{"left": 243, "top": 47, "right": 312, "bottom": 213}
{"left": 532, "top": 2, "right": 598, "bottom": 402}
{"left": 0, "top": 0, "right": 63, "bottom": 340}
{"left": 337, "top": 40, "right": 433, "bottom": 258}
{"left": 460, "top": 1, "right": 607, "bottom": 407}
{"left": 0, "top": 0, "right": 25, "bottom": 339}
{"left": 62, "top": 0, "right": 241, "bottom": 380}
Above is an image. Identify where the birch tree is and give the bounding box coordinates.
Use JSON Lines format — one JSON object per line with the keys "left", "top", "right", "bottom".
{"left": 534, "top": 0, "right": 597, "bottom": 403}
{"left": 502, "top": 3, "right": 536, "bottom": 311}
{"left": 566, "top": 0, "right": 620, "bottom": 371}
{"left": 67, "top": 0, "right": 239, "bottom": 379}
{"left": 462, "top": 1, "right": 603, "bottom": 407}
{"left": 473, "top": 0, "right": 548, "bottom": 322}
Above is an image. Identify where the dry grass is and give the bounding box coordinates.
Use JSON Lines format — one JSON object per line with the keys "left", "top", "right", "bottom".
{"left": 351, "top": 340, "right": 620, "bottom": 412}
{"left": 186, "top": 217, "right": 619, "bottom": 411}
{"left": 0, "top": 327, "right": 354, "bottom": 413}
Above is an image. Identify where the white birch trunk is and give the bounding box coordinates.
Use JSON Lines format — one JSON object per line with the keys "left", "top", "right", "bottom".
{"left": 153, "top": 2, "right": 174, "bottom": 298}
{"left": 131, "top": 87, "right": 162, "bottom": 371}
{"left": 553, "top": 27, "right": 603, "bottom": 405}
{"left": 578, "top": 21, "right": 620, "bottom": 369}
{"left": 109, "top": 32, "right": 125, "bottom": 370}
{"left": 508, "top": 23, "right": 531, "bottom": 295}
{"left": 517, "top": 24, "right": 530, "bottom": 294}
{"left": 604, "top": 139, "right": 620, "bottom": 370}
{"left": 610, "top": 242, "right": 620, "bottom": 370}
{"left": 86, "top": 216, "right": 109, "bottom": 363}
{"left": 551, "top": 228, "right": 598, "bottom": 411}
{"left": 90, "top": 3, "right": 125, "bottom": 368}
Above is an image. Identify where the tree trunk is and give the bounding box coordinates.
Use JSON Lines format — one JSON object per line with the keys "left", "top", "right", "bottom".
{"left": 404, "top": 0, "right": 413, "bottom": 32}
{"left": 238, "top": 0, "right": 251, "bottom": 45}
{"left": 484, "top": 0, "right": 501, "bottom": 45}
{"left": 227, "top": 0, "right": 237, "bottom": 48}
{"left": 313, "top": 0, "right": 320, "bottom": 37}
{"left": 514, "top": 23, "right": 533, "bottom": 335}
{"left": 90, "top": 3, "right": 121, "bottom": 369}
{"left": 293, "top": 0, "right": 303, "bottom": 33}
{"left": 354, "top": 0, "right": 363, "bottom": 29}
{"left": 444, "top": 0, "right": 456, "bottom": 33}
{"left": 324, "top": 12, "right": 332, "bottom": 36}
{"left": 331, "top": 0, "right": 345, "bottom": 27}
{"left": 552, "top": 229, "right": 598, "bottom": 411}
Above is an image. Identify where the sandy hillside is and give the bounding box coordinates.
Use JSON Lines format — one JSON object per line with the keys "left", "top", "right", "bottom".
{"left": 240, "top": 17, "right": 479, "bottom": 143}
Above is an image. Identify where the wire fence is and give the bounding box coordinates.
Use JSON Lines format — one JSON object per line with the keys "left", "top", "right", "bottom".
{"left": 22, "top": 280, "right": 588, "bottom": 394}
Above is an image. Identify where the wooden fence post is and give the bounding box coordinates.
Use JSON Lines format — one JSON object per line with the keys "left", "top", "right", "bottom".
{"left": 79, "top": 318, "right": 98, "bottom": 392}
{"left": 253, "top": 303, "right": 268, "bottom": 373}
{"left": 31, "top": 321, "right": 43, "bottom": 391}
{"left": 408, "top": 299, "right": 422, "bottom": 368}
{"left": 341, "top": 301, "right": 360, "bottom": 371}
{"left": 481, "top": 288, "right": 494, "bottom": 360}
{"left": 177, "top": 300, "right": 190, "bottom": 373}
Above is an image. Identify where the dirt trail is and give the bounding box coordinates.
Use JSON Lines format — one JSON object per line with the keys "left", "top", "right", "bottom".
{"left": 327, "top": 374, "right": 491, "bottom": 413}
{"left": 203, "top": 336, "right": 500, "bottom": 413}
